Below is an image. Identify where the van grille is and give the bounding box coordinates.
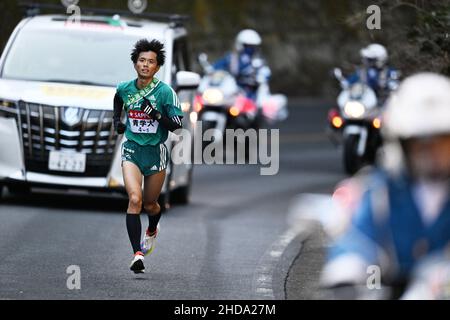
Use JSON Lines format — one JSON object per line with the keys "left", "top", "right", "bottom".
{"left": 17, "top": 101, "right": 119, "bottom": 177}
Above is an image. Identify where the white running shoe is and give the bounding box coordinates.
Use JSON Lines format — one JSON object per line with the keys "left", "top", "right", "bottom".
{"left": 129, "top": 251, "right": 145, "bottom": 273}
{"left": 141, "top": 223, "right": 160, "bottom": 256}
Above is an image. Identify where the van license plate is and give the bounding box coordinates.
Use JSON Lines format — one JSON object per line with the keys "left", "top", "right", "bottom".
{"left": 48, "top": 151, "right": 86, "bottom": 173}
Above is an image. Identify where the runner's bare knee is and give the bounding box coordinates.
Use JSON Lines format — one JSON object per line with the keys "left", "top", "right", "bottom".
{"left": 128, "top": 192, "right": 143, "bottom": 213}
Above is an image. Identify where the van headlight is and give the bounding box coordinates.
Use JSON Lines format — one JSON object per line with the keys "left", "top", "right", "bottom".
{"left": 0, "top": 99, "right": 17, "bottom": 117}
{"left": 344, "top": 101, "right": 365, "bottom": 119}
{"left": 0, "top": 100, "right": 15, "bottom": 108}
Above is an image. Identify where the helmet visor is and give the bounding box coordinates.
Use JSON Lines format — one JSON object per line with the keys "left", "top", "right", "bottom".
{"left": 363, "top": 57, "right": 378, "bottom": 68}
{"left": 242, "top": 44, "right": 258, "bottom": 56}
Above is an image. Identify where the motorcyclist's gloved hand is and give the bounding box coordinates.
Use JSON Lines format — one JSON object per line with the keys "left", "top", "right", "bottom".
{"left": 114, "top": 121, "right": 126, "bottom": 134}
{"left": 141, "top": 97, "right": 162, "bottom": 120}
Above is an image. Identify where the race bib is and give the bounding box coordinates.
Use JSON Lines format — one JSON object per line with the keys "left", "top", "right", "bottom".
{"left": 128, "top": 110, "right": 159, "bottom": 134}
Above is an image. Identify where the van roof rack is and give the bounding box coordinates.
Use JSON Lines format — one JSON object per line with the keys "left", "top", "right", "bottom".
{"left": 18, "top": 1, "right": 190, "bottom": 27}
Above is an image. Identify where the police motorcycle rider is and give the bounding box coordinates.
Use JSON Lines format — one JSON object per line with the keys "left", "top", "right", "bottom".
{"left": 321, "top": 73, "right": 450, "bottom": 299}
{"left": 213, "top": 29, "right": 271, "bottom": 109}
{"left": 345, "top": 43, "right": 400, "bottom": 105}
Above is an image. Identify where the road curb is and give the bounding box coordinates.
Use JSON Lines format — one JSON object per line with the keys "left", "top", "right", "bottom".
{"left": 252, "top": 224, "right": 313, "bottom": 300}
{"left": 285, "top": 223, "right": 327, "bottom": 300}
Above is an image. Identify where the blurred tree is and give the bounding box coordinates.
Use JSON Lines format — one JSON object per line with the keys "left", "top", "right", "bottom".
{"left": 344, "top": 0, "right": 449, "bottom": 77}
{"left": 399, "top": 0, "right": 450, "bottom": 75}
{"left": 0, "top": 0, "right": 448, "bottom": 97}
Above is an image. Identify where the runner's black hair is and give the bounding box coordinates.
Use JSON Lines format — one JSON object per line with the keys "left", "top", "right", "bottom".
{"left": 131, "top": 39, "right": 166, "bottom": 66}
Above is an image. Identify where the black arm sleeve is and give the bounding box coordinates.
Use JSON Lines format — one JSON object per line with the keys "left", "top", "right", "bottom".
{"left": 157, "top": 113, "right": 183, "bottom": 132}
{"left": 113, "top": 92, "right": 124, "bottom": 124}
{"left": 141, "top": 98, "right": 183, "bottom": 132}
{"left": 113, "top": 92, "right": 127, "bottom": 134}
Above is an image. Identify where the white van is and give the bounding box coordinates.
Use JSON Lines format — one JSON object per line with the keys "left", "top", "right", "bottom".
{"left": 0, "top": 7, "right": 200, "bottom": 208}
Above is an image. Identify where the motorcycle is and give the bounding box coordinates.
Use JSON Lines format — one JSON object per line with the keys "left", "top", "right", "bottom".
{"left": 195, "top": 53, "right": 259, "bottom": 151}
{"left": 195, "top": 53, "right": 288, "bottom": 146}
{"left": 327, "top": 68, "right": 383, "bottom": 175}
{"left": 235, "top": 56, "right": 289, "bottom": 126}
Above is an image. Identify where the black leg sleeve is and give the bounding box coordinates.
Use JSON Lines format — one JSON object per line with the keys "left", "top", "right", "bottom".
{"left": 147, "top": 213, "right": 161, "bottom": 234}
{"left": 126, "top": 214, "right": 142, "bottom": 254}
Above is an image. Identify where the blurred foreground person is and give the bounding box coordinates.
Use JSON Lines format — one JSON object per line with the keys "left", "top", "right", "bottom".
{"left": 213, "top": 29, "right": 271, "bottom": 106}
{"left": 321, "top": 73, "right": 450, "bottom": 299}
{"left": 346, "top": 43, "right": 400, "bottom": 104}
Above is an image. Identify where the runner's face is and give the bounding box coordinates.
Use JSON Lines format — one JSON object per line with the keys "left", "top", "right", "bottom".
{"left": 134, "top": 51, "right": 160, "bottom": 79}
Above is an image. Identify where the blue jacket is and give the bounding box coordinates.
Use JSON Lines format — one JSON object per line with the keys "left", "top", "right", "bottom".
{"left": 213, "top": 52, "right": 253, "bottom": 77}
{"left": 213, "top": 52, "right": 270, "bottom": 99}
{"left": 347, "top": 67, "right": 399, "bottom": 95}
{"left": 328, "top": 170, "right": 450, "bottom": 281}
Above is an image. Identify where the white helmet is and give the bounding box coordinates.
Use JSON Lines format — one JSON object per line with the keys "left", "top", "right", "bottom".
{"left": 383, "top": 73, "right": 450, "bottom": 139}
{"left": 360, "top": 43, "right": 388, "bottom": 68}
{"left": 235, "top": 29, "right": 262, "bottom": 51}
{"left": 381, "top": 73, "right": 450, "bottom": 174}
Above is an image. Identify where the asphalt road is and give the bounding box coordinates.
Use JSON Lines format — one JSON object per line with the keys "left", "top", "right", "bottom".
{"left": 0, "top": 98, "right": 345, "bottom": 300}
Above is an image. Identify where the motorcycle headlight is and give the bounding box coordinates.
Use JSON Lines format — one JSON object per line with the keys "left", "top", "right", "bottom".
{"left": 202, "top": 89, "right": 224, "bottom": 105}
{"left": 180, "top": 102, "right": 191, "bottom": 113}
{"left": 344, "top": 101, "right": 365, "bottom": 119}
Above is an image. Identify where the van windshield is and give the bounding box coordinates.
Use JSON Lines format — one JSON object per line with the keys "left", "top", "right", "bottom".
{"left": 1, "top": 27, "right": 165, "bottom": 87}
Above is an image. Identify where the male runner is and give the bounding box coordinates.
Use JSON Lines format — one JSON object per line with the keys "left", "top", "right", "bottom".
{"left": 113, "top": 39, "right": 183, "bottom": 273}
